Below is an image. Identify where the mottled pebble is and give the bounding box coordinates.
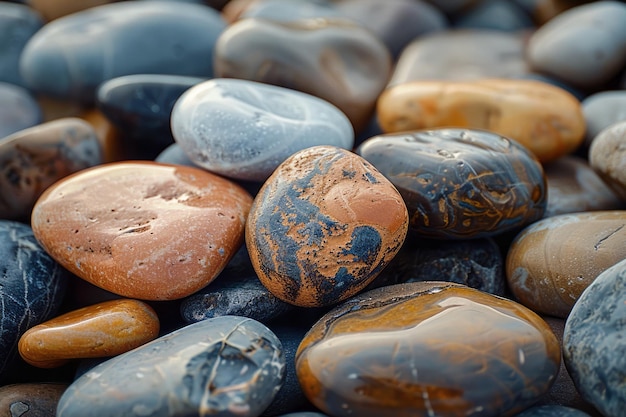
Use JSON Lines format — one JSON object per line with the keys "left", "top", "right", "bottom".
{"left": 0, "top": 383, "right": 68, "bottom": 417}
{"left": 589, "top": 121, "right": 626, "bottom": 200}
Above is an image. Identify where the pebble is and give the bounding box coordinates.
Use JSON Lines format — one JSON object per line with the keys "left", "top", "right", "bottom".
{"left": 31, "top": 161, "right": 253, "bottom": 300}
{"left": 589, "top": 121, "right": 626, "bottom": 199}
{"left": 25, "top": 0, "right": 117, "bottom": 21}
{"left": 0, "top": 81, "right": 42, "bottom": 139}
{"left": 96, "top": 74, "right": 205, "bottom": 157}
{"left": 515, "top": 405, "right": 593, "bottom": 417}
{"left": 19, "top": 1, "right": 226, "bottom": 102}
{"left": 527, "top": 1, "right": 626, "bottom": 89}
{"left": 0, "top": 117, "right": 102, "bottom": 221}
{"left": 18, "top": 299, "right": 160, "bottom": 368}
{"left": 544, "top": 156, "right": 623, "bottom": 218}
{"left": 377, "top": 78, "right": 586, "bottom": 163}
{"left": 155, "top": 143, "right": 196, "bottom": 167}
{"left": 213, "top": 18, "right": 391, "bottom": 133}
{"left": 240, "top": 0, "right": 344, "bottom": 22}
{"left": 296, "top": 282, "right": 561, "bottom": 417}
{"left": 0, "top": 383, "right": 68, "bottom": 417}
{"left": 506, "top": 211, "right": 626, "bottom": 318}
{"left": 56, "top": 316, "right": 285, "bottom": 417}
{"left": 276, "top": 414, "right": 328, "bottom": 417}
{"left": 0, "top": 220, "right": 68, "bottom": 382}
{"left": 357, "top": 128, "right": 546, "bottom": 239}
{"left": 246, "top": 145, "right": 408, "bottom": 307}
{"left": 582, "top": 91, "right": 626, "bottom": 148}
{"left": 563, "top": 258, "right": 626, "bottom": 417}
{"left": 453, "top": 0, "right": 534, "bottom": 31}
{"left": 171, "top": 78, "right": 354, "bottom": 182}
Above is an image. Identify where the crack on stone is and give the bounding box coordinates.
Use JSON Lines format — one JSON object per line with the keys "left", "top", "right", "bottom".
{"left": 594, "top": 225, "right": 624, "bottom": 250}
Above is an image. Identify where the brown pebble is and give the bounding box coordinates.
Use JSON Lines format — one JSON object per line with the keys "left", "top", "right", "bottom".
{"left": 0, "top": 383, "right": 67, "bottom": 417}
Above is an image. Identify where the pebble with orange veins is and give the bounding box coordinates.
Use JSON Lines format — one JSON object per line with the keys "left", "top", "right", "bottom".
{"left": 245, "top": 145, "right": 408, "bottom": 307}
{"left": 376, "top": 78, "right": 586, "bottom": 163}
{"left": 31, "top": 161, "right": 253, "bottom": 300}
{"left": 18, "top": 299, "right": 159, "bottom": 368}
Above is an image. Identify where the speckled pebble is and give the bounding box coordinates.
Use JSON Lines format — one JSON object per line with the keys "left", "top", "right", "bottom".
{"left": 589, "top": 121, "right": 626, "bottom": 200}
{"left": 0, "top": 383, "right": 68, "bottom": 417}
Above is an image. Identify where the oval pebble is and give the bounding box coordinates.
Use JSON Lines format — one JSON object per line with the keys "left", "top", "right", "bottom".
{"left": 377, "top": 78, "right": 586, "bottom": 163}
{"left": 563, "top": 258, "right": 626, "bottom": 417}
{"left": 589, "top": 120, "right": 626, "bottom": 200}
{"left": 171, "top": 78, "right": 354, "bottom": 182}
{"left": 246, "top": 145, "right": 408, "bottom": 307}
{"left": 582, "top": 90, "right": 626, "bottom": 148}
{"left": 296, "top": 282, "right": 561, "bottom": 417}
{"left": 31, "top": 161, "right": 253, "bottom": 300}
{"left": 0, "top": 81, "right": 42, "bottom": 139}
{"left": 357, "top": 129, "right": 546, "bottom": 239}
{"left": 18, "top": 299, "right": 160, "bottom": 368}
{"left": 0, "top": 383, "right": 68, "bottom": 417}
{"left": 56, "top": 316, "right": 285, "bottom": 417}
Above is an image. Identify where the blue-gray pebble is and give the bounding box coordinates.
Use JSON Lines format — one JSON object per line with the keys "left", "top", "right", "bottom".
{"left": 514, "top": 405, "right": 592, "bottom": 417}
{"left": 56, "top": 316, "right": 285, "bottom": 417}
{"left": 0, "top": 3, "right": 42, "bottom": 87}
{"left": 171, "top": 78, "right": 354, "bottom": 182}
{"left": 19, "top": 1, "right": 225, "bottom": 102}
{"left": 0, "top": 220, "right": 67, "bottom": 382}
{"left": 563, "top": 258, "right": 626, "bottom": 417}
{"left": 582, "top": 90, "right": 626, "bottom": 148}
{"left": 0, "top": 82, "right": 42, "bottom": 139}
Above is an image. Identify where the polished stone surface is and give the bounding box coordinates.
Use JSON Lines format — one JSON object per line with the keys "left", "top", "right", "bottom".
{"left": 20, "top": 1, "right": 225, "bottom": 102}
{"left": 589, "top": 121, "right": 626, "bottom": 200}
{"left": 56, "top": 316, "right": 285, "bottom": 417}
{"left": 0, "top": 81, "right": 42, "bottom": 139}
{"left": 31, "top": 161, "right": 253, "bottom": 300}
{"left": 506, "top": 211, "right": 626, "bottom": 318}
{"left": 515, "top": 405, "right": 593, "bottom": 417}
{"left": 296, "top": 282, "right": 561, "bottom": 417}
{"left": 0, "top": 220, "right": 68, "bottom": 382}
{"left": 25, "top": 0, "right": 117, "bottom": 21}
{"left": 214, "top": 18, "right": 391, "bottom": 133}
{"left": 0, "top": 3, "right": 42, "bottom": 87}
{"left": 0, "top": 383, "right": 68, "bottom": 417}
{"left": 564, "top": 259, "right": 626, "bottom": 417}
{"left": 171, "top": 78, "right": 354, "bottom": 182}
{"left": 19, "top": 299, "right": 159, "bottom": 368}
{"left": 377, "top": 79, "right": 586, "bottom": 163}
{"left": 357, "top": 129, "right": 546, "bottom": 239}
{"left": 582, "top": 90, "right": 626, "bottom": 148}
{"left": 246, "top": 145, "right": 408, "bottom": 307}
{"left": 0, "top": 117, "right": 102, "bottom": 221}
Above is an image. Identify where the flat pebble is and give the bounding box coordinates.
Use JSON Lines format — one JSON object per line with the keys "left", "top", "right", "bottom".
{"left": 31, "top": 161, "right": 252, "bottom": 300}
{"left": 377, "top": 79, "right": 586, "bottom": 163}
{"left": 246, "top": 145, "right": 408, "bottom": 307}
{"left": 582, "top": 90, "right": 626, "bottom": 148}
{"left": 20, "top": 1, "right": 225, "bottom": 102}
{"left": 171, "top": 78, "right": 354, "bottom": 182}
{"left": 527, "top": 1, "right": 626, "bottom": 89}
{"left": 506, "top": 211, "right": 626, "bottom": 318}
{"left": 56, "top": 316, "right": 285, "bottom": 417}
{"left": 0, "top": 220, "right": 68, "bottom": 382}
{"left": 563, "top": 258, "right": 626, "bottom": 417}
{"left": 0, "top": 383, "right": 68, "bottom": 417}
{"left": 296, "top": 282, "right": 561, "bottom": 417}
{"left": 0, "top": 81, "right": 42, "bottom": 139}
{"left": 357, "top": 129, "right": 546, "bottom": 239}
{"left": 19, "top": 299, "right": 159, "bottom": 368}
{"left": 214, "top": 18, "right": 391, "bottom": 133}
{"left": 0, "top": 117, "right": 102, "bottom": 221}
{"left": 515, "top": 405, "right": 593, "bottom": 417}
{"left": 589, "top": 121, "right": 626, "bottom": 200}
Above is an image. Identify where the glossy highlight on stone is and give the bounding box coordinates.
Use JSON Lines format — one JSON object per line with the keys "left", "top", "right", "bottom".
{"left": 56, "top": 316, "right": 285, "bottom": 417}
{"left": 296, "top": 282, "right": 561, "bottom": 417}
{"left": 19, "top": 299, "right": 159, "bottom": 368}
{"left": 31, "top": 161, "right": 253, "bottom": 300}
{"left": 377, "top": 78, "right": 586, "bottom": 163}
{"left": 357, "top": 129, "right": 546, "bottom": 239}
{"left": 246, "top": 145, "right": 408, "bottom": 307}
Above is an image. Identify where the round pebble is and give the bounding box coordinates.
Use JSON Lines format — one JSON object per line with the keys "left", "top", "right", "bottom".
{"left": 357, "top": 128, "right": 546, "bottom": 239}
{"left": 0, "top": 383, "right": 68, "bottom": 417}
{"left": 296, "top": 282, "right": 561, "bottom": 417}
{"left": 0, "top": 81, "right": 42, "bottom": 139}
{"left": 171, "top": 78, "right": 354, "bottom": 182}
{"left": 582, "top": 90, "right": 626, "bottom": 148}
{"left": 56, "top": 316, "right": 285, "bottom": 417}
{"left": 31, "top": 161, "right": 253, "bottom": 300}
{"left": 589, "top": 121, "right": 626, "bottom": 200}
{"left": 246, "top": 145, "right": 408, "bottom": 307}
{"left": 563, "top": 258, "right": 626, "bottom": 417}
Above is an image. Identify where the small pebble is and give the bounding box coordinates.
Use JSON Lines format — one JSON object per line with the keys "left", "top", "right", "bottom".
{"left": 582, "top": 90, "right": 626, "bottom": 148}
{"left": 453, "top": 0, "right": 534, "bottom": 31}
{"left": 240, "top": 0, "right": 343, "bottom": 22}
{"left": 0, "top": 383, "right": 68, "bottom": 417}
{"left": 589, "top": 120, "right": 626, "bottom": 200}
{"left": 0, "top": 81, "right": 42, "bottom": 139}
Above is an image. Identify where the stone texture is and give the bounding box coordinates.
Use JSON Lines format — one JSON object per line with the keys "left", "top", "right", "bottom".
{"left": 246, "top": 145, "right": 408, "bottom": 307}
{"left": 589, "top": 121, "right": 626, "bottom": 200}
{"left": 240, "top": 0, "right": 344, "bottom": 22}
{"left": 506, "top": 211, "right": 626, "bottom": 318}
{"left": 453, "top": 0, "right": 534, "bottom": 31}
{"left": 563, "top": 258, "right": 626, "bottom": 417}
{"left": 0, "top": 220, "right": 68, "bottom": 382}
{"left": 25, "top": 0, "right": 117, "bottom": 21}
{"left": 19, "top": 299, "right": 160, "bottom": 368}
{"left": 296, "top": 282, "right": 561, "bottom": 417}
{"left": 31, "top": 161, "right": 253, "bottom": 300}
{"left": 357, "top": 129, "right": 546, "bottom": 239}
{"left": 171, "top": 78, "right": 354, "bottom": 182}
{"left": 19, "top": 1, "right": 225, "bottom": 102}
{"left": 377, "top": 79, "right": 586, "bottom": 163}
{"left": 515, "top": 405, "right": 593, "bottom": 417}
{"left": 0, "top": 383, "right": 68, "bottom": 417}
{"left": 544, "top": 156, "right": 623, "bottom": 218}
{"left": 56, "top": 316, "right": 285, "bottom": 417}
{"left": 0, "top": 117, "right": 102, "bottom": 221}
{"left": 213, "top": 18, "right": 391, "bottom": 133}
{"left": 0, "top": 81, "right": 42, "bottom": 139}
{"left": 527, "top": 1, "right": 626, "bottom": 89}
{"left": 582, "top": 90, "right": 626, "bottom": 148}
